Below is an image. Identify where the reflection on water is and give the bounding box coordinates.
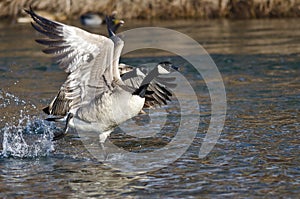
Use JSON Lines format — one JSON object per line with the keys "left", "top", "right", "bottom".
{"left": 0, "top": 18, "right": 299, "bottom": 198}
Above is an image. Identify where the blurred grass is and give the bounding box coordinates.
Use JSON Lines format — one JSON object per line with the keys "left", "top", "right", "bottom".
{"left": 0, "top": 0, "right": 300, "bottom": 21}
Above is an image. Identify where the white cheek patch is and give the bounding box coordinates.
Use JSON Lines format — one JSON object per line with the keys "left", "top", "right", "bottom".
{"left": 135, "top": 68, "right": 145, "bottom": 76}
{"left": 157, "top": 65, "right": 170, "bottom": 74}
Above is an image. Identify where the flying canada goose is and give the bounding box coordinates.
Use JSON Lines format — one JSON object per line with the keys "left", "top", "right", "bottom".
{"left": 25, "top": 8, "right": 177, "bottom": 142}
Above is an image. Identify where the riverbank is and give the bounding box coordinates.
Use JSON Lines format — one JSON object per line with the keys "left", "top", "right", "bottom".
{"left": 1, "top": 0, "right": 300, "bottom": 21}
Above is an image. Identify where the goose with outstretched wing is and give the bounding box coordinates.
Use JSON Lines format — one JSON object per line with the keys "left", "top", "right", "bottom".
{"left": 119, "top": 62, "right": 178, "bottom": 109}
{"left": 26, "top": 8, "right": 177, "bottom": 142}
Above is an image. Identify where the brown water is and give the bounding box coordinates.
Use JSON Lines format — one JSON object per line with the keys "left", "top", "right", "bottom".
{"left": 0, "top": 18, "right": 299, "bottom": 198}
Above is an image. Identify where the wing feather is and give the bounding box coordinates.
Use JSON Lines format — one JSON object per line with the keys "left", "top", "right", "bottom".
{"left": 120, "top": 67, "right": 174, "bottom": 109}
{"left": 26, "top": 8, "right": 115, "bottom": 116}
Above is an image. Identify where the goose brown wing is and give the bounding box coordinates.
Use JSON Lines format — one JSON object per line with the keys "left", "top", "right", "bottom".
{"left": 26, "top": 8, "right": 115, "bottom": 116}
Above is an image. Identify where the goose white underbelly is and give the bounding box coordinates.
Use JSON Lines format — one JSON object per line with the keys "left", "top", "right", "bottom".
{"left": 69, "top": 87, "right": 145, "bottom": 132}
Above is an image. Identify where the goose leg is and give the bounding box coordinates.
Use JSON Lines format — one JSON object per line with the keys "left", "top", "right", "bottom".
{"left": 99, "top": 130, "right": 112, "bottom": 144}
{"left": 99, "top": 130, "right": 112, "bottom": 160}
{"left": 52, "top": 113, "right": 73, "bottom": 141}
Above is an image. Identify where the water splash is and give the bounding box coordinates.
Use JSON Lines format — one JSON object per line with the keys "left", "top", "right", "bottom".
{"left": 0, "top": 89, "right": 27, "bottom": 108}
{"left": 0, "top": 89, "right": 57, "bottom": 158}
{"left": 1, "top": 116, "right": 56, "bottom": 158}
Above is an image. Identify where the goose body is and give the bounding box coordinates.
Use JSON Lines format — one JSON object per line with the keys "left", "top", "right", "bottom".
{"left": 70, "top": 86, "right": 145, "bottom": 132}
{"left": 26, "top": 8, "right": 176, "bottom": 142}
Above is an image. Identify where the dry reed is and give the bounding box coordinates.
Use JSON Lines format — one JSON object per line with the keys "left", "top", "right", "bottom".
{"left": 0, "top": 0, "right": 299, "bottom": 20}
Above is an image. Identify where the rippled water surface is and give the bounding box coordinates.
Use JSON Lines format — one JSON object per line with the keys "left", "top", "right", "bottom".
{"left": 0, "top": 18, "right": 299, "bottom": 198}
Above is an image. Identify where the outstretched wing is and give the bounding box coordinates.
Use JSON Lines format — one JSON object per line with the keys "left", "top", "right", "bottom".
{"left": 26, "top": 8, "right": 115, "bottom": 116}
{"left": 120, "top": 66, "right": 175, "bottom": 109}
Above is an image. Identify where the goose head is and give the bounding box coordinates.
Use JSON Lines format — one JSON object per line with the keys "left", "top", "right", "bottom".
{"left": 106, "top": 13, "right": 124, "bottom": 37}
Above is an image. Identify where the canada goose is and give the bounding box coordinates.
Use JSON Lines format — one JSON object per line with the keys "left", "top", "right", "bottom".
{"left": 80, "top": 12, "right": 103, "bottom": 26}
{"left": 118, "top": 63, "right": 177, "bottom": 109}
{"left": 25, "top": 8, "right": 177, "bottom": 143}
{"left": 80, "top": 11, "right": 124, "bottom": 29}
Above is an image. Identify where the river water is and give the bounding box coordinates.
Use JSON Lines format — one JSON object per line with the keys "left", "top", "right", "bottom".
{"left": 0, "top": 18, "right": 299, "bottom": 198}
